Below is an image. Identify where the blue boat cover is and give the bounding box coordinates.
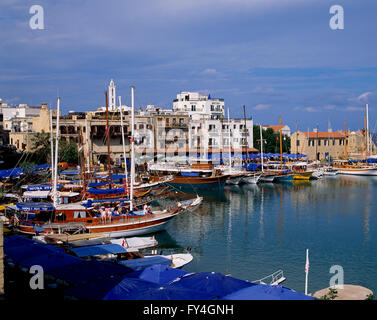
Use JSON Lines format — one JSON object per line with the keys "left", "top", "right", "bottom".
{"left": 64, "top": 276, "right": 160, "bottom": 300}
{"left": 48, "top": 260, "right": 133, "bottom": 285}
{"left": 4, "top": 235, "right": 80, "bottom": 270}
{"left": 19, "top": 251, "right": 82, "bottom": 271}
{"left": 222, "top": 283, "right": 314, "bottom": 300}
{"left": 168, "top": 272, "right": 253, "bottom": 299}
{"left": 117, "top": 256, "right": 172, "bottom": 270}
{"left": 60, "top": 170, "right": 80, "bottom": 175}
{"left": 88, "top": 182, "right": 108, "bottom": 187}
{"left": 128, "top": 264, "right": 190, "bottom": 285}
{"left": 70, "top": 244, "right": 127, "bottom": 257}
{"left": 16, "top": 202, "right": 54, "bottom": 211}
{"left": 111, "top": 284, "right": 214, "bottom": 300}
{"left": 87, "top": 188, "right": 125, "bottom": 195}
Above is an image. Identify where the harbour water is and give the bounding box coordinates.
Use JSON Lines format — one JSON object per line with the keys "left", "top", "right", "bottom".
{"left": 157, "top": 175, "right": 377, "bottom": 296}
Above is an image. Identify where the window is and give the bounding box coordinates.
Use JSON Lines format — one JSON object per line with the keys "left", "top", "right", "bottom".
{"left": 191, "top": 105, "right": 196, "bottom": 111}
{"left": 318, "top": 139, "right": 321, "bottom": 146}
{"left": 74, "top": 211, "right": 86, "bottom": 218}
{"left": 296, "top": 140, "right": 300, "bottom": 146}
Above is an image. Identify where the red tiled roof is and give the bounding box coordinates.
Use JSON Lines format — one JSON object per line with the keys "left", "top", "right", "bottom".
{"left": 302, "top": 131, "right": 345, "bottom": 138}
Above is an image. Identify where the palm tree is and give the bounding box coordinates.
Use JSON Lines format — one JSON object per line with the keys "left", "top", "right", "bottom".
{"left": 31, "top": 130, "right": 51, "bottom": 163}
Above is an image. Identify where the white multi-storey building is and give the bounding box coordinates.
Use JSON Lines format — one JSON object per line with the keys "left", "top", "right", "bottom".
{"left": 172, "top": 92, "right": 254, "bottom": 160}
{"left": 173, "top": 92, "right": 225, "bottom": 120}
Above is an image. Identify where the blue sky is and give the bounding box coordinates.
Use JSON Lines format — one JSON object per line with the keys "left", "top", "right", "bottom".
{"left": 1, "top": 0, "right": 377, "bottom": 132}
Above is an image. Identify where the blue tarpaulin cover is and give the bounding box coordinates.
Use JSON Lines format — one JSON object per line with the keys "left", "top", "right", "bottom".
{"left": 70, "top": 244, "right": 127, "bottom": 257}
{"left": 64, "top": 276, "right": 160, "bottom": 300}
{"left": 87, "top": 188, "right": 125, "bottom": 195}
{"left": 127, "top": 264, "right": 190, "bottom": 285}
{"left": 117, "top": 256, "right": 172, "bottom": 270}
{"left": 168, "top": 272, "right": 253, "bottom": 299}
{"left": 48, "top": 260, "right": 133, "bottom": 285}
{"left": 19, "top": 251, "right": 82, "bottom": 271}
{"left": 109, "top": 284, "right": 214, "bottom": 300}
{"left": 222, "top": 284, "right": 314, "bottom": 300}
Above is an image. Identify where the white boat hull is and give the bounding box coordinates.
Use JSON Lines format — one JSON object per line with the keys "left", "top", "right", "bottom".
{"left": 86, "top": 218, "right": 175, "bottom": 238}
{"left": 338, "top": 168, "right": 377, "bottom": 176}
{"left": 226, "top": 176, "right": 243, "bottom": 185}
{"left": 241, "top": 174, "right": 261, "bottom": 184}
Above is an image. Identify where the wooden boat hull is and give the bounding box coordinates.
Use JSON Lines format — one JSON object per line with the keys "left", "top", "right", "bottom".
{"left": 274, "top": 174, "right": 294, "bottom": 182}
{"left": 16, "top": 211, "right": 180, "bottom": 238}
{"left": 293, "top": 171, "right": 313, "bottom": 180}
{"left": 167, "top": 175, "right": 228, "bottom": 190}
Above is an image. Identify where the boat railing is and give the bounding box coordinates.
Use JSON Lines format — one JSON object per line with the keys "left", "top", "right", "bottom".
{"left": 253, "top": 269, "right": 286, "bottom": 286}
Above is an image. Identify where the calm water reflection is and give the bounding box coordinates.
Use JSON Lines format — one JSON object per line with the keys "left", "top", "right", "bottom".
{"left": 161, "top": 175, "right": 377, "bottom": 295}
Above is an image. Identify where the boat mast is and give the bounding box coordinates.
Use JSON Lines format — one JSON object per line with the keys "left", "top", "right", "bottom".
{"left": 279, "top": 116, "right": 283, "bottom": 169}
{"left": 344, "top": 120, "right": 348, "bottom": 160}
{"left": 53, "top": 97, "right": 60, "bottom": 207}
{"left": 259, "top": 124, "right": 264, "bottom": 173}
{"left": 119, "top": 96, "right": 129, "bottom": 199}
{"left": 365, "top": 116, "right": 368, "bottom": 165}
{"left": 227, "top": 106, "right": 232, "bottom": 173}
{"left": 50, "top": 109, "right": 54, "bottom": 185}
{"left": 366, "top": 103, "right": 370, "bottom": 158}
{"left": 243, "top": 105, "right": 249, "bottom": 169}
{"left": 105, "top": 91, "right": 112, "bottom": 189}
{"left": 130, "top": 86, "right": 135, "bottom": 211}
{"left": 85, "top": 118, "right": 90, "bottom": 175}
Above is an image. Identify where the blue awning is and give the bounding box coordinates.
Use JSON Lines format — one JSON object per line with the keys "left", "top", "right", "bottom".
{"left": 26, "top": 184, "right": 62, "bottom": 191}
{"left": 70, "top": 244, "right": 128, "bottom": 257}
{"left": 87, "top": 188, "right": 125, "bottom": 195}
{"left": 16, "top": 202, "right": 55, "bottom": 212}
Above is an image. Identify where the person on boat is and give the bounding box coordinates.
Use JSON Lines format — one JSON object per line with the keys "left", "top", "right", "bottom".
{"left": 106, "top": 207, "right": 112, "bottom": 223}
{"left": 100, "top": 207, "right": 106, "bottom": 223}
{"left": 143, "top": 204, "right": 148, "bottom": 215}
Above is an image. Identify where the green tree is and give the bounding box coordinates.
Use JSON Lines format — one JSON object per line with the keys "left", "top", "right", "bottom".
{"left": 59, "top": 140, "right": 79, "bottom": 164}
{"left": 31, "top": 130, "right": 51, "bottom": 164}
{"left": 253, "top": 126, "right": 290, "bottom": 153}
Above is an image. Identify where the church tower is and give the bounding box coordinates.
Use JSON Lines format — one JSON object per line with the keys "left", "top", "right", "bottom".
{"left": 108, "top": 79, "right": 116, "bottom": 111}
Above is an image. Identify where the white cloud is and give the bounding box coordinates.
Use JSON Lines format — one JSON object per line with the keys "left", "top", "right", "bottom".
{"left": 345, "top": 106, "right": 364, "bottom": 111}
{"left": 201, "top": 68, "right": 217, "bottom": 75}
{"left": 253, "top": 104, "right": 271, "bottom": 110}
{"left": 305, "top": 107, "right": 318, "bottom": 112}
